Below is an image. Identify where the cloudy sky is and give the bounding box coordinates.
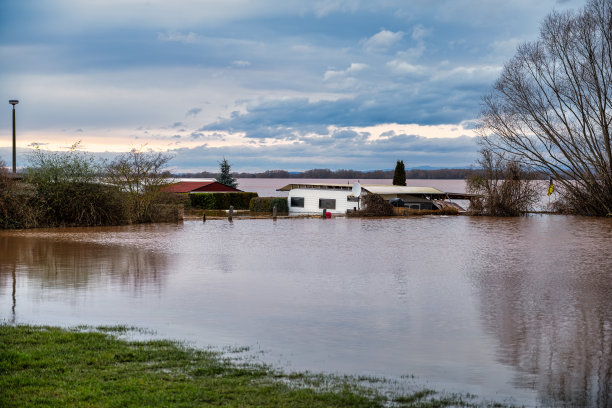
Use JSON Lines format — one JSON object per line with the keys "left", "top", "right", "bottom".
{"left": 0, "top": 0, "right": 585, "bottom": 172}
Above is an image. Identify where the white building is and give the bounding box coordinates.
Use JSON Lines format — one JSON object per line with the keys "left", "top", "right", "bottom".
{"left": 278, "top": 183, "right": 358, "bottom": 215}
{"left": 278, "top": 183, "right": 473, "bottom": 214}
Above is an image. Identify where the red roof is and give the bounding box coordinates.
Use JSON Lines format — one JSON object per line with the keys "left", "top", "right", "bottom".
{"left": 161, "top": 181, "right": 242, "bottom": 193}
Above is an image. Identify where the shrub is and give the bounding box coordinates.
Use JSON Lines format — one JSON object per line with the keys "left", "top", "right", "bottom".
{"left": 349, "top": 193, "right": 393, "bottom": 216}
{"left": 27, "top": 144, "right": 129, "bottom": 227}
{"left": 0, "top": 162, "right": 39, "bottom": 229}
{"left": 466, "top": 149, "right": 540, "bottom": 216}
{"left": 249, "top": 197, "right": 289, "bottom": 214}
{"left": 190, "top": 192, "right": 258, "bottom": 210}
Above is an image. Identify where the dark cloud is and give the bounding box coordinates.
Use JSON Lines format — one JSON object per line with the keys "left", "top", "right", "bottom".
{"left": 166, "top": 133, "right": 478, "bottom": 171}
{"left": 186, "top": 108, "right": 202, "bottom": 117}
{"left": 190, "top": 131, "right": 225, "bottom": 141}
{"left": 201, "top": 88, "right": 484, "bottom": 140}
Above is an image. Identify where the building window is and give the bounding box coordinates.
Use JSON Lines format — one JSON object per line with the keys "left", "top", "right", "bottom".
{"left": 319, "top": 198, "right": 336, "bottom": 209}
{"left": 291, "top": 197, "right": 304, "bottom": 208}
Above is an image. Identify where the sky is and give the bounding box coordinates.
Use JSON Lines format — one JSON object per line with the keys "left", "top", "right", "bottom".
{"left": 0, "top": 0, "right": 586, "bottom": 172}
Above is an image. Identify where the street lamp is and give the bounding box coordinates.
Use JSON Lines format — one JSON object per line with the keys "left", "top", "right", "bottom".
{"left": 9, "top": 100, "right": 18, "bottom": 173}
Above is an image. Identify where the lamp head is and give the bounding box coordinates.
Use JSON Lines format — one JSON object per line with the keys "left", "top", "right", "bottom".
{"left": 9, "top": 100, "right": 19, "bottom": 106}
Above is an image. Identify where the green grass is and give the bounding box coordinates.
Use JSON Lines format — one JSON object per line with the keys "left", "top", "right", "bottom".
{"left": 0, "top": 324, "right": 512, "bottom": 407}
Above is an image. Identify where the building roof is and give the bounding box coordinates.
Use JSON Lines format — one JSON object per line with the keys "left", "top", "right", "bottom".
{"left": 277, "top": 183, "right": 352, "bottom": 191}
{"left": 277, "top": 182, "right": 478, "bottom": 199}
{"left": 362, "top": 185, "right": 446, "bottom": 196}
{"left": 162, "top": 181, "right": 242, "bottom": 193}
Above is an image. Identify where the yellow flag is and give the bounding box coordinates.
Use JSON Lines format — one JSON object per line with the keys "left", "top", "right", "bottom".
{"left": 547, "top": 178, "right": 554, "bottom": 196}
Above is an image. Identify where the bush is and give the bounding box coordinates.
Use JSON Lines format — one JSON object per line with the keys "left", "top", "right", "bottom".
{"left": 348, "top": 193, "right": 393, "bottom": 216}
{"left": 0, "top": 162, "right": 39, "bottom": 229}
{"left": 27, "top": 145, "right": 129, "bottom": 227}
{"left": 190, "top": 192, "right": 258, "bottom": 210}
{"left": 249, "top": 197, "right": 289, "bottom": 214}
{"left": 466, "top": 149, "right": 540, "bottom": 216}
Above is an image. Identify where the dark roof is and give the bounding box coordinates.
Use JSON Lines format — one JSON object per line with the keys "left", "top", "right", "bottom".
{"left": 161, "top": 181, "right": 242, "bottom": 193}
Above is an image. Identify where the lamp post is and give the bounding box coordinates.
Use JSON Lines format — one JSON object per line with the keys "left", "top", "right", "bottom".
{"left": 9, "top": 100, "right": 19, "bottom": 173}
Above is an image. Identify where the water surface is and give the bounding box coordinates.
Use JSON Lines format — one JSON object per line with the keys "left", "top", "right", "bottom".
{"left": 1, "top": 215, "right": 610, "bottom": 407}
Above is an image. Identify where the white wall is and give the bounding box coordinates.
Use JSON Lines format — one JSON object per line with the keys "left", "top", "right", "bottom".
{"left": 288, "top": 188, "right": 356, "bottom": 214}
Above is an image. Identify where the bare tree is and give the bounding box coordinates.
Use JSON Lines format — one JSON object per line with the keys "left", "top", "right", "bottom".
{"left": 467, "top": 149, "right": 541, "bottom": 216}
{"left": 107, "top": 149, "right": 173, "bottom": 222}
{"left": 481, "top": 0, "right": 612, "bottom": 215}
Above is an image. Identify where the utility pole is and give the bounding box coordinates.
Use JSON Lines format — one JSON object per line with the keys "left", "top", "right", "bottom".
{"left": 9, "top": 100, "right": 19, "bottom": 173}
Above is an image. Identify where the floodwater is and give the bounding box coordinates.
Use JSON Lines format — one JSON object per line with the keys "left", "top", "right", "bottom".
{"left": 1, "top": 184, "right": 611, "bottom": 407}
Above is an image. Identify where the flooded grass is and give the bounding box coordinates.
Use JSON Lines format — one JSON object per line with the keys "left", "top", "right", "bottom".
{"left": 0, "top": 324, "right": 513, "bottom": 407}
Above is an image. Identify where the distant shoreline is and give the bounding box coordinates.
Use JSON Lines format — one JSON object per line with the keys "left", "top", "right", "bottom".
{"left": 177, "top": 168, "right": 474, "bottom": 179}
{"left": 176, "top": 167, "right": 550, "bottom": 180}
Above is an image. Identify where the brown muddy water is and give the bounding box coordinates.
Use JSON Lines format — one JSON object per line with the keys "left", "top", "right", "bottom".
{"left": 1, "top": 215, "right": 611, "bottom": 407}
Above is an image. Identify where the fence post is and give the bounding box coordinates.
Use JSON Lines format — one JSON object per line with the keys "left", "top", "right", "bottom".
{"left": 228, "top": 206, "right": 234, "bottom": 221}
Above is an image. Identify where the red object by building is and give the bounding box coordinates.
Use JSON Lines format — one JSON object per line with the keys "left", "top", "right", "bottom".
{"left": 161, "top": 181, "right": 242, "bottom": 193}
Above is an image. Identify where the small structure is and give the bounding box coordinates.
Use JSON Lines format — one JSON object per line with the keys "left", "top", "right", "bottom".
{"left": 162, "top": 181, "right": 242, "bottom": 194}
{"left": 277, "top": 183, "right": 475, "bottom": 214}
{"left": 277, "top": 183, "right": 356, "bottom": 215}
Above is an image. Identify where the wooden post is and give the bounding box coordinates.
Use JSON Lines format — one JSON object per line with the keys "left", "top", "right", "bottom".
{"left": 202, "top": 213, "right": 206, "bottom": 222}
{"left": 228, "top": 206, "right": 234, "bottom": 221}
{"left": 322, "top": 208, "right": 326, "bottom": 219}
{"left": 272, "top": 205, "right": 277, "bottom": 218}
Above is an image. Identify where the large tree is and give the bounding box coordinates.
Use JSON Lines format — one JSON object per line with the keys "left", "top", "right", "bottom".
{"left": 481, "top": 0, "right": 612, "bottom": 215}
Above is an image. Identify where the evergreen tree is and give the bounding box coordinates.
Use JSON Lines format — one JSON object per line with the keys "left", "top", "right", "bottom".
{"left": 216, "top": 157, "right": 238, "bottom": 189}
{"left": 392, "top": 160, "right": 406, "bottom": 186}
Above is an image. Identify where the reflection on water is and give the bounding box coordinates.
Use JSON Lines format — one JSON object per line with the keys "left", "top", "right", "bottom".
{"left": 466, "top": 217, "right": 612, "bottom": 407}
{"left": 0, "top": 227, "right": 169, "bottom": 294}
{"left": 0, "top": 216, "right": 610, "bottom": 407}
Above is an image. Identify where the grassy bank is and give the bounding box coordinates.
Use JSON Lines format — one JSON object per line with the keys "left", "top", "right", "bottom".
{"left": 0, "top": 325, "right": 509, "bottom": 407}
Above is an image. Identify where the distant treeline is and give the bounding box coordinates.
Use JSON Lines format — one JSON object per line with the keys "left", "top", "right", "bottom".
{"left": 177, "top": 168, "right": 502, "bottom": 179}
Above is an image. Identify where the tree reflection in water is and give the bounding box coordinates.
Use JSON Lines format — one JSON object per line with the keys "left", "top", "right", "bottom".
{"left": 468, "top": 216, "right": 612, "bottom": 407}
{"left": 0, "top": 230, "right": 169, "bottom": 307}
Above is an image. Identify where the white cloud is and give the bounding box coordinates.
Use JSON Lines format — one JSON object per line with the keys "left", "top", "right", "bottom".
{"left": 347, "top": 63, "right": 368, "bottom": 72}
{"left": 490, "top": 38, "right": 523, "bottom": 56}
{"left": 411, "top": 24, "right": 430, "bottom": 41}
{"left": 362, "top": 29, "right": 404, "bottom": 52}
{"left": 324, "top": 63, "right": 368, "bottom": 81}
{"left": 386, "top": 60, "right": 425, "bottom": 75}
{"left": 432, "top": 64, "right": 502, "bottom": 81}
{"left": 231, "top": 60, "right": 251, "bottom": 68}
